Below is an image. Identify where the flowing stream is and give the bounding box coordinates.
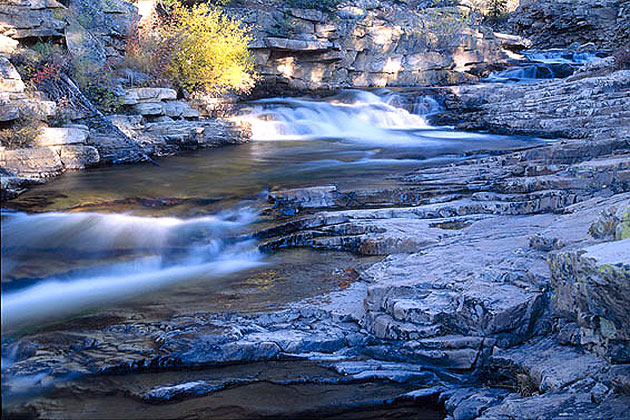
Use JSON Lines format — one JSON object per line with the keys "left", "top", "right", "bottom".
{"left": 1, "top": 90, "right": 545, "bottom": 333}
{"left": 485, "top": 49, "right": 605, "bottom": 83}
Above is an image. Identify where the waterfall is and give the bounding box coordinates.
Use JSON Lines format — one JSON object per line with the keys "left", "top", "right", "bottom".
{"left": 237, "top": 90, "right": 439, "bottom": 145}
{"left": 486, "top": 49, "right": 605, "bottom": 83}
{"left": 1, "top": 210, "right": 263, "bottom": 331}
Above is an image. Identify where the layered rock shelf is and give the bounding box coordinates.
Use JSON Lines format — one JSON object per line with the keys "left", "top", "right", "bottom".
{"left": 1, "top": 0, "right": 630, "bottom": 419}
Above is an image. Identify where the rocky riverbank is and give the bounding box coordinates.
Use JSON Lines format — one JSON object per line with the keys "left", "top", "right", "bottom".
{"left": 2, "top": 1, "right": 630, "bottom": 419}
{"left": 3, "top": 64, "right": 629, "bottom": 418}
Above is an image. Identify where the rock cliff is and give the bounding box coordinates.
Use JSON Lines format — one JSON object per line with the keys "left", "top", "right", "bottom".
{"left": 229, "top": 0, "right": 516, "bottom": 93}
{"left": 509, "top": 0, "right": 629, "bottom": 49}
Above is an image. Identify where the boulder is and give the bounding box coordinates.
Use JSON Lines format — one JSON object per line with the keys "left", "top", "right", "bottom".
{"left": 56, "top": 145, "right": 99, "bottom": 169}
{"left": 549, "top": 238, "right": 630, "bottom": 362}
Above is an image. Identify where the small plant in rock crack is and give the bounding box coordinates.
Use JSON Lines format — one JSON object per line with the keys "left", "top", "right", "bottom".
{"left": 613, "top": 48, "right": 630, "bottom": 70}
{"left": 514, "top": 373, "right": 537, "bottom": 397}
{"left": 268, "top": 16, "right": 296, "bottom": 38}
{"left": 50, "top": 96, "right": 74, "bottom": 127}
{"left": 0, "top": 107, "right": 44, "bottom": 149}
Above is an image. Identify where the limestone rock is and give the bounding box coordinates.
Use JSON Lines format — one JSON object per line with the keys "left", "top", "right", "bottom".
{"left": 126, "top": 88, "right": 177, "bottom": 102}
{"left": 64, "top": 18, "right": 107, "bottom": 70}
{"left": 35, "top": 127, "right": 89, "bottom": 147}
{"left": 0, "top": 104, "right": 19, "bottom": 121}
{"left": 0, "top": 57, "right": 25, "bottom": 93}
{"left": 0, "top": 0, "right": 66, "bottom": 40}
{"left": 510, "top": 0, "right": 627, "bottom": 49}
{"left": 0, "top": 34, "right": 18, "bottom": 54}
{"left": 0, "top": 147, "right": 63, "bottom": 178}
{"left": 132, "top": 102, "right": 163, "bottom": 116}
{"left": 55, "top": 145, "right": 99, "bottom": 169}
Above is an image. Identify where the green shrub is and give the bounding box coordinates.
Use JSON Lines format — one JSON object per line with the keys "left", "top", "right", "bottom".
{"left": 268, "top": 16, "right": 296, "bottom": 38}
{"left": 414, "top": 7, "right": 471, "bottom": 50}
{"left": 0, "top": 108, "right": 44, "bottom": 149}
{"left": 166, "top": 3, "right": 257, "bottom": 94}
{"left": 287, "top": 0, "right": 342, "bottom": 12}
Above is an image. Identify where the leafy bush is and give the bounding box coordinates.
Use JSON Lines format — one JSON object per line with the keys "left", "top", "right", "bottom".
{"left": 287, "top": 0, "right": 342, "bottom": 12}
{"left": 414, "top": 7, "right": 471, "bottom": 50}
{"left": 125, "top": 3, "right": 256, "bottom": 95}
{"left": 166, "top": 3, "right": 257, "bottom": 94}
{"left": 268, "top": 15, "right": 297, "bottom": 38}
{"left": 0, "top": 108, "right": 44, "bottom": 149}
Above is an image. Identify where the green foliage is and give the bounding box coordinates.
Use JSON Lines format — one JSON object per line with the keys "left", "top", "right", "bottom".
{"left": 30, "top": 40, "right": 64, "bottom": 61}
{"left": 467, "top": 0, "right": 510, "bottom": 18}
{"left": 0, "top": 107, "right": 44, "bottom": 149}
{"left": 286, "top": 0, "right": 342, "bottom": 12}
{"left": 486, "top": 0, "right": 507, "bottom": 18}
{"left": 268, "top": 16, "right": 296, "bottom": 38}
{"left": 166, "top": 3, "right": 257, "bottom": 94}
{"left": 81, "top": 72, "right": 123, "bottom": 114}
{"left": 414, "top": 7, "right": 471, "bottom": 50}
{"left": 514, "top": 373, "right": 537, "bottom": 397}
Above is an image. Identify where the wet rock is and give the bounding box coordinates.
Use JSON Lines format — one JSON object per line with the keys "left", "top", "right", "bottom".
{"left": 444, "top": 69, "right": 630, "bottom": 139}
{"left": 610, "top": 365, "right": 630, "bottom": 394}
{"left": 444, "top": 387, "right": 509, "bottom": 420}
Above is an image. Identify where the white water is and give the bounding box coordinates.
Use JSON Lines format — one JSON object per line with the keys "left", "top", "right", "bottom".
{"left": 238, "top": 90, "right": 438, "bottom": 145}
{"left": 1, "top": 210, "right": 263, "bottom": 331}
{"left": 486, "top": 49, "right": 605, "bottom": 83}
{"left": 522, "top": 50, "right": 602, "bottom": 64}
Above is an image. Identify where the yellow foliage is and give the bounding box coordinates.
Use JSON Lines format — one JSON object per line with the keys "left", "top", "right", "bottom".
{"left": 167, "top": 4, "right": 257, "bottom": 94}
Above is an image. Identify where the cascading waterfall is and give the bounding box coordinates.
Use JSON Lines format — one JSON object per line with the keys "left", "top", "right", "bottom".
{"left": 485, "top": 49, "right": 606, "bottom": 83}
{"left": 237, "top": 90, "right": 436, "bottom": 144}
{"left": 1, "top": 209, "right": 263, "bottom": 331}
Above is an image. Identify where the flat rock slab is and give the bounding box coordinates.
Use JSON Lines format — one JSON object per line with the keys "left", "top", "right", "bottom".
{"left": 126, "top": 88, "right": 177, "bottom": 102}
{"left": 35, "top": 127, "right": 89, "bottom": 147}
{"left": 0, "top": 147, "right": 63, "bottom": 178}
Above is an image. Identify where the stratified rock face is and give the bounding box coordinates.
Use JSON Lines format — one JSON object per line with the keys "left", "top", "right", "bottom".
{"left": 229, "top": 3, "right": 512, "bottom": 92}
{"left": 66, "top": 0, "right": 138, "bottom": 59}
{"left": 438, "top": 65, "right": 630, "bottom": 139}
{"left": 549, "top": 236, "right": 630, "bottom": 362}
{"left": 0, "top": 0, "right": 66, "bottom": 40}
{"left": 0, "top": 0, "right": 138, "bottom": 61}
{"left": 509, "top": 0, "right": 627, "bottom": 48}
{"left": 0, "top": 57, "right": 25, "bottom": 93}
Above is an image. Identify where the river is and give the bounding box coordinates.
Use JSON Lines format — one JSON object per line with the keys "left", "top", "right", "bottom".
{"left": 1, "top": 90, "right": 546, "bottom": 418}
